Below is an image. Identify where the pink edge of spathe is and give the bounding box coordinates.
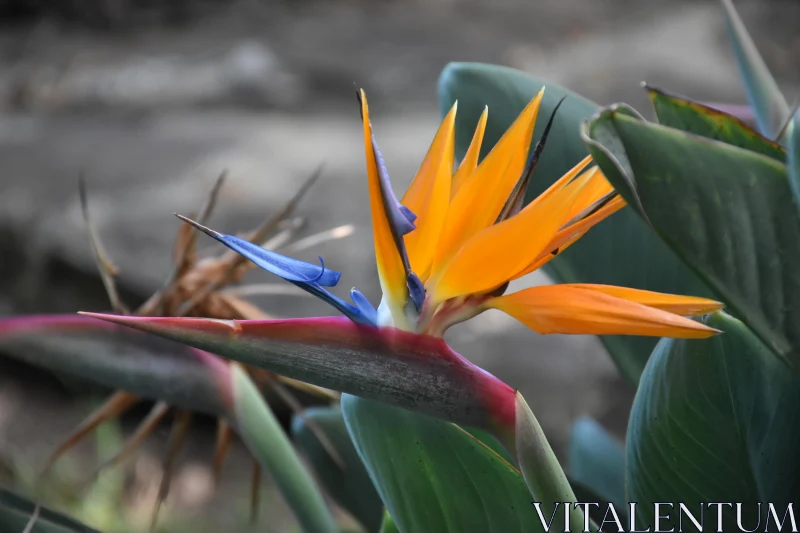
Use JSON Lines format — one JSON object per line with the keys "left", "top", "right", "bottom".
{"left": 79, "top": 312, "right": 518, "bottom": 435}
{"left": 1, "top": 313, "right": 235, "bottom": 410}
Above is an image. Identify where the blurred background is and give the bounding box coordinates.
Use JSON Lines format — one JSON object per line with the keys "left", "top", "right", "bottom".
{"left": 0, "top": 0, "right": 798, "bottom": 531}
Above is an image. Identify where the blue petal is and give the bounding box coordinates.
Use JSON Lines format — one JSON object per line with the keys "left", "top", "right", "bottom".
{"left": 295, "top": 281, "right": 376, "bottom": 327}
{"left": 176, "top": 214, "right": 378, "bottom": 327}
{"left": 350, "top": 289, "right": 378, "bottom": 326}
{"left": 372, "top": 136, "right": 417, "bottom": 236}
{"left": 218, "top": 234, "right": 341, "bottom": 287}
{"left": 406, "top": 272, "right": 425, "bottom": 313}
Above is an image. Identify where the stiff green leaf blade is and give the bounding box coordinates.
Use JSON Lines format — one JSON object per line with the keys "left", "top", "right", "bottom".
{"left": 0, "top": 315, "right": 232, "bottom": 416}
{"left": 646, "top": 85, "right": 786, "bottom": 162}
{"left": 584, "top": 109, "right": 800, "bottom": 369}
{"left": 568, "top": 418, "right": 625, "bottom": 513}
{"left": 341, "top": 394, "right": 544, "bottom": 533}
{"left": 231, "top": 365, "right": 338, "bottom": 533}
{"left": 627, "top": 311, "right": 800, "bottom": 531}
{"left": 787, "top": 110, "right": 800, "bottom": 213}
{"left": 0, "top": 488, "right": 101, "bottom": 533}
{"left": 513, "top": 393, "right": 585, "bottom": 533}
{"left": 438, "top": 62, "right": 711, "bottom": 384}
{"left": 720, "top": 0, "right": 790, "bottom": 139}
{"left": 291, "top": 406, "right": 384, "bottom": 533}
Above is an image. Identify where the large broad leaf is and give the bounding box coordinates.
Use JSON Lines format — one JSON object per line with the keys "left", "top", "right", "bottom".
{"left": 584, "top": 109, "right": 800, "bottom": 370}
{"left": 646, "top": 85, "right": 786, "bottom": 162}
{"left": 0, "top": 488, "right": 101, "bottom": 533}
{"left": 0, "top": 315, "right": 232, "bottom": 416}
{"left": 568, "top": 417, "right": 625, "bottom": 513}
{"left": 230, "top": 365, "right": 338, "bottom": 533}
{"left": 627, "top": 311, "right": 800, "bottom": 532}
{"left": 438, "top": 62, "right": 710, "bottom": 384}
{"left": 291, "top": 406, "right": 384, "bottom": 533}
{"left": 341, "top": 394, "right": 544, "bottom": 533}
{"left": 720, "top": 0, "right": 790, "bottom": 139}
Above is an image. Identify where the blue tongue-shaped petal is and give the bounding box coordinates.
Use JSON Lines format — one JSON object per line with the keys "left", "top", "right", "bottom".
{"left": 176, "top": 214, "right": 378, "bottom": 327}
{"left": 211, "top": 234, "right": 341, "bottom": 286}
{"left": 406, "top": 272, "right": 425, "bottom": 313}
{"left": 175, "top": 215, "right": 341, "bottom": 286}
{"left": 372, "top": 136, "right": 417, "bottom": 240}
{"left": 350, "top": 289, "right": 379, "bottom": 326}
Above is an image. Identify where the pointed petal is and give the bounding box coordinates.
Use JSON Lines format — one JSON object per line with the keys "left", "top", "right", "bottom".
{"left": 526, "top": 155, "right": 593, "bottom": 209}
{"left": 350, "top": 289, "right": 379, "bottom": 326}
{"left": 497, "top": 96, "right": 568, "bottom": 223}
{"left": 565, "top": 167, "right": 614, "bottom": 221}
{"left": 451, "top": 105, "right": 488, "bottom": 198}
{"left": 176, "top": 215, "right": 341, "bottom": 287}
{"left": 487, "top": 285, "right": 720, "bottom": 338}
{"left": 360, "top": 90, "right": 411, "bottom": 325}
{"left": 514, "top": 194, "right": 626, "bottom": 278}
{"left": 402, "top": 103, "right": 457, "bottom": 276}
{"left": 558, "top": 285, "right": 723, "bottom": 316}
{"left": 430, "top": 161, "right": 588, "bottom": 303}
{"left": 430, "top": 91, "right": 544, "bottom": 278}
{"left": 81, "top": 313, "right": 517, "bottom": 435}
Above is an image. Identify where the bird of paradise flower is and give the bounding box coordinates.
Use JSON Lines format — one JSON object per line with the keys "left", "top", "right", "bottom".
{"left": 86, "top": 87, "right": 722, "bottom": 465}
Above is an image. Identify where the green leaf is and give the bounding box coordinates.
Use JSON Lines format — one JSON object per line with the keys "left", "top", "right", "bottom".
{"left": 438, "top": 62, "right": 711, "bottom": 384}
{"left": 646, "top": 85, "right": 786, "bottom": 162}
{"left": 627, "top": 311, "right": 800, "bottom": 531}
{"left": 0, "top": 315, "right": 232, "bottom": 416}
{"left": 720, "top": 0, "right": 790, "bottom": 139}
{"left": 0, "top": 488, "right": 101, "bottom": 533}
{"left": 584, "top": 109, "right": 800, "bottom": 370}
{"left": 379, "top": 510, "right": 400, "bottom": 533}
{"left": 787, "top": 110, "right": 800, "bottom": 213}
{"left": 291, "top": 406, "right": 384, "bottom": 533}
{"left": 231, "top": 365, "right": 338, "bottom": 533}
{"left": 513, "top": 393, "right": 585, "bottom": 532}
{"left": 341, "top": 394, "right": 544, "bottom": 533}
{"left": 568, "top": 417, "right": 625, "bottom": 512}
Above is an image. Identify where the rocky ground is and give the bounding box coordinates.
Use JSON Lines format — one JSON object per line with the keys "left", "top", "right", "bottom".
{"left": 0, "top": 0, "right": 798, "bottom": 530}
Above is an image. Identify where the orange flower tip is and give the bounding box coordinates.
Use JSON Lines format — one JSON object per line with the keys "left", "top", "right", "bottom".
{"left": 498, "top": 94, "right": 568, "bottom": 223}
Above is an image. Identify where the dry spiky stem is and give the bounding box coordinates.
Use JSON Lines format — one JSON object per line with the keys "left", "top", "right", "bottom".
{"left": 274, "top": 376, "right": 341, "bottom": 401}
{"left": 267, "top": 377, "right": 345, "bottom": 469}
{"left": 90, "top": 401, "right": 171, "bottom": 480}
{"left": 138, "top": 173, "right": 228, "bottom": 316}
{"left": 39, "top": 391, "right": 140, "bottom": 479}
{"left": 79, "top": 177, "right": 128, "bottom": 315}
{"left": 150, "top": 410, "right": 192, "bottom": 532}
{"left": 178, "top": 168, "right": 321, "bottom": 316}
{"left": 212, "top": 419, "right": 233, "bottom": 486}
{"left": 280, "top": 224, "right": 356, "bottom": 254}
